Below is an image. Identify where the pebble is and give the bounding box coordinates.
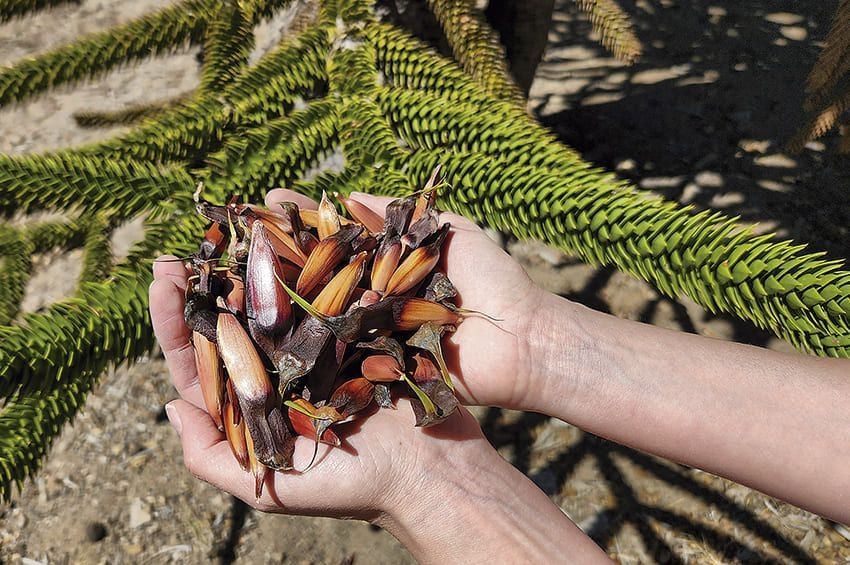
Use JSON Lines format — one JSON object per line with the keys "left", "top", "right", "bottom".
{"left": 84, "top": 522, "right": 108, "bottom": 543}
{"left": 129, "top": 498, "right": 152, "bottom": 529}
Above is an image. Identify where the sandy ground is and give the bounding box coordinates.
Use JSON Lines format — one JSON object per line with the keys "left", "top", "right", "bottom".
{"left": 2, "top": 0, "right": 850, "bottom": 563}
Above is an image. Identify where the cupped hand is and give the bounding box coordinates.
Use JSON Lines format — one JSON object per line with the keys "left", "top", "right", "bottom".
{"left": 346, "top": 192, "right": 543, "bottom": 409}
{"left": 149, "top": 190, "right": 501, "bottom": 519}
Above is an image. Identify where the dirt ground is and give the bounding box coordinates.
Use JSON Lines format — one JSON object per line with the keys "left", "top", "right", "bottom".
{"left": 2, "top": 0, "right": 850, "bottom": 563}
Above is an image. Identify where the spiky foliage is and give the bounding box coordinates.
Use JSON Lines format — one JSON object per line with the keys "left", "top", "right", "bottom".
{"left": 790, "top": 0, "right": 850, "bottom": 152}
{"left": 1, "top": 0, "right": 849, "bottom": 501}
{"left": 574, "top": 0, "right": 642, "bottom": 64}
{"left": 425, "top": 0, "right": 523, "bottom": 102}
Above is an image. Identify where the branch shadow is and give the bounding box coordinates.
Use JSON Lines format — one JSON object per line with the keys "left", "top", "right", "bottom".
{"left": 531, "top": 0, "right": 850, "bottom": 262}
{"left": 213, "top": 496, "right": 251, "bottom": 565}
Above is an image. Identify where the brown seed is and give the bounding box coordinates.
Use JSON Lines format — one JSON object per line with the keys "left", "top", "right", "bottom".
{"left": 300, "top": 209, "right": 355, "bottom": 229}
{"left": 296, "top": 224, "right": 362, "bottom": 296}
{"left": 394, "top": 298, "right": 462, "bottom": 332}
{"left": 193, "top": 331, "right": 224, "bottom": 431}
{"left": 246, "top": 222, "right": 293, "bottom": 353}
{"left": 312, "top": 252, "right": 368, "bottom": 316}
{"left": 217, "top": 303, "right": 294, "bottom": 471}
{"left": 384, "top": 244, "right": 440, "bottom": 296}
{"left": 329, "top": 378, "right": 375, "bottom": 418}
{"left": 361, "top": 355, "right": 403, "bottom": 383}
{"left": 223, "top": 381, "right": 249, "bottom": 472}
{"left": 317, "top": 191, "right": 342, "bottom": 240}
{"left": 370, "top": 230, "right": 401, "bottom": 293}
{"left": 339, "top": 195, "right": 385, "bottom": 234}
{"left": 287, "top": 399, "right": 342, "bottom": 446}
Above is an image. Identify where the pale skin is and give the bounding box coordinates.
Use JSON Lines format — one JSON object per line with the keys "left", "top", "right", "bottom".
{"left": 150, "top": 189, "right": 850, "bottom": 564}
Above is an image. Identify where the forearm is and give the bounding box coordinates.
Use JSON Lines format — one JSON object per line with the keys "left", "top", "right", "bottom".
{"left": 377, "top": 442, "right": 610, "bottom": 564}
{"left": 525, "top": 291, "right": 850, "bottom": 523}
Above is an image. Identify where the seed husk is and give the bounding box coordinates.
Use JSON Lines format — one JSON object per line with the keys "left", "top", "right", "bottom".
{"left": 402, "top": 208, "right": 440, "bottom": 250}
{"left": 318, "top": 191, "right": 342, "bottom": 240}
{"left": 384, "top": 225, "right": 448, "bottom": 296}
{"left": 199, "top": 222, "right": 229, "bottom": 260}
{"left": 193, "top": 331, "right": 225, "bottom": 430}
{"left": 409, "top": 354, "right": 458, "bottom": 427}
{"left": 406, "top": 322, "right": 455, "bottom": 391}
{"left": 370, "top": 229, "right": 401, "bottom": 293}
{"left": 339, "top": 195, "right": 385, "bottom": 234}
{"left": 287, "top": 399, "right": 342, "bottom": 446}
{"left": 223, "top": 380, "right": 250, "bottom": 472}
{"left": 216, "top": 304, "right": 295, "bottom": 471}
{"left": 329, "top": 377, "right": 375, "bottom": 418}
{"left": 383, "top": 196, "right": 415, "bottom": 235}
{"left": 246, "top": 222, "right": 293, "bottom": 357}
{"left": 411, "top": 165, "right": 442, "bottom": 224}
{"left": 296, "top": 224, "right": 362, "bottom": 296}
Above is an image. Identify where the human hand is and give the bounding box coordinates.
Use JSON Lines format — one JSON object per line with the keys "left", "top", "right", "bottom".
{"left": 345, "top": 192, "right": 545, "bottom": 410}
{"left": 148, "top": 189, "right": 502, "bottom": 520}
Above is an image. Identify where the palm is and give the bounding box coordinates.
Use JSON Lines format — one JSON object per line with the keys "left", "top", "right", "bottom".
{"left": 242, "top": 400, "right": 486, "bottom": 517}
{"left": 438, "top": 219, "right": 538, "bottom": 408}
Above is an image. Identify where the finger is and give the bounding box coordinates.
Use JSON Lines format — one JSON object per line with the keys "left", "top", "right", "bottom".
{"left": 265, "top": 189, "right": 318, "bottom": 211}
{"left": 167, "top": 400, "right": 345, "bottom": 512}
{"left": 152, "top": 254, "right": 191, "bottom": 292}
{"left": 166, "top": 400, "right": 260, "bottom": 503}
{"left": 149, "top": 278, "right": 204, "bottom": 409}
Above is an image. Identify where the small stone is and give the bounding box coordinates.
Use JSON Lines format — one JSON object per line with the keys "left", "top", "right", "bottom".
{"left": 780, "top": 26, "right": 807, "bottom": 41}
{"left": 124, "top": 544, "right": 143, "bottom": 556}
{"left": 84, "top": 522, "right": 108, "bottom": 543}
{"left": 129, "top": 498, "right": 152, "bottom": 529}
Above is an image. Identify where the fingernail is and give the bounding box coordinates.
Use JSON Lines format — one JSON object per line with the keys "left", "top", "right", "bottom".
{"left": 165, "top": 402, "right": 182, "bottom": 436}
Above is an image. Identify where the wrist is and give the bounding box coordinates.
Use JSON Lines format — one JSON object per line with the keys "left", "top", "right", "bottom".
{"left": 374, "top": 420, "right": 608, "bottom": 563}
{"left": 520, "top": 291, "right": 602, "bottom": 417}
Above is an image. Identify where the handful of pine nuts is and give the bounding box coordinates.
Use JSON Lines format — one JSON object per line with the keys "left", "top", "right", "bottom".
{"left": 182, "top": 168, "right": 466, "bottom": 498}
